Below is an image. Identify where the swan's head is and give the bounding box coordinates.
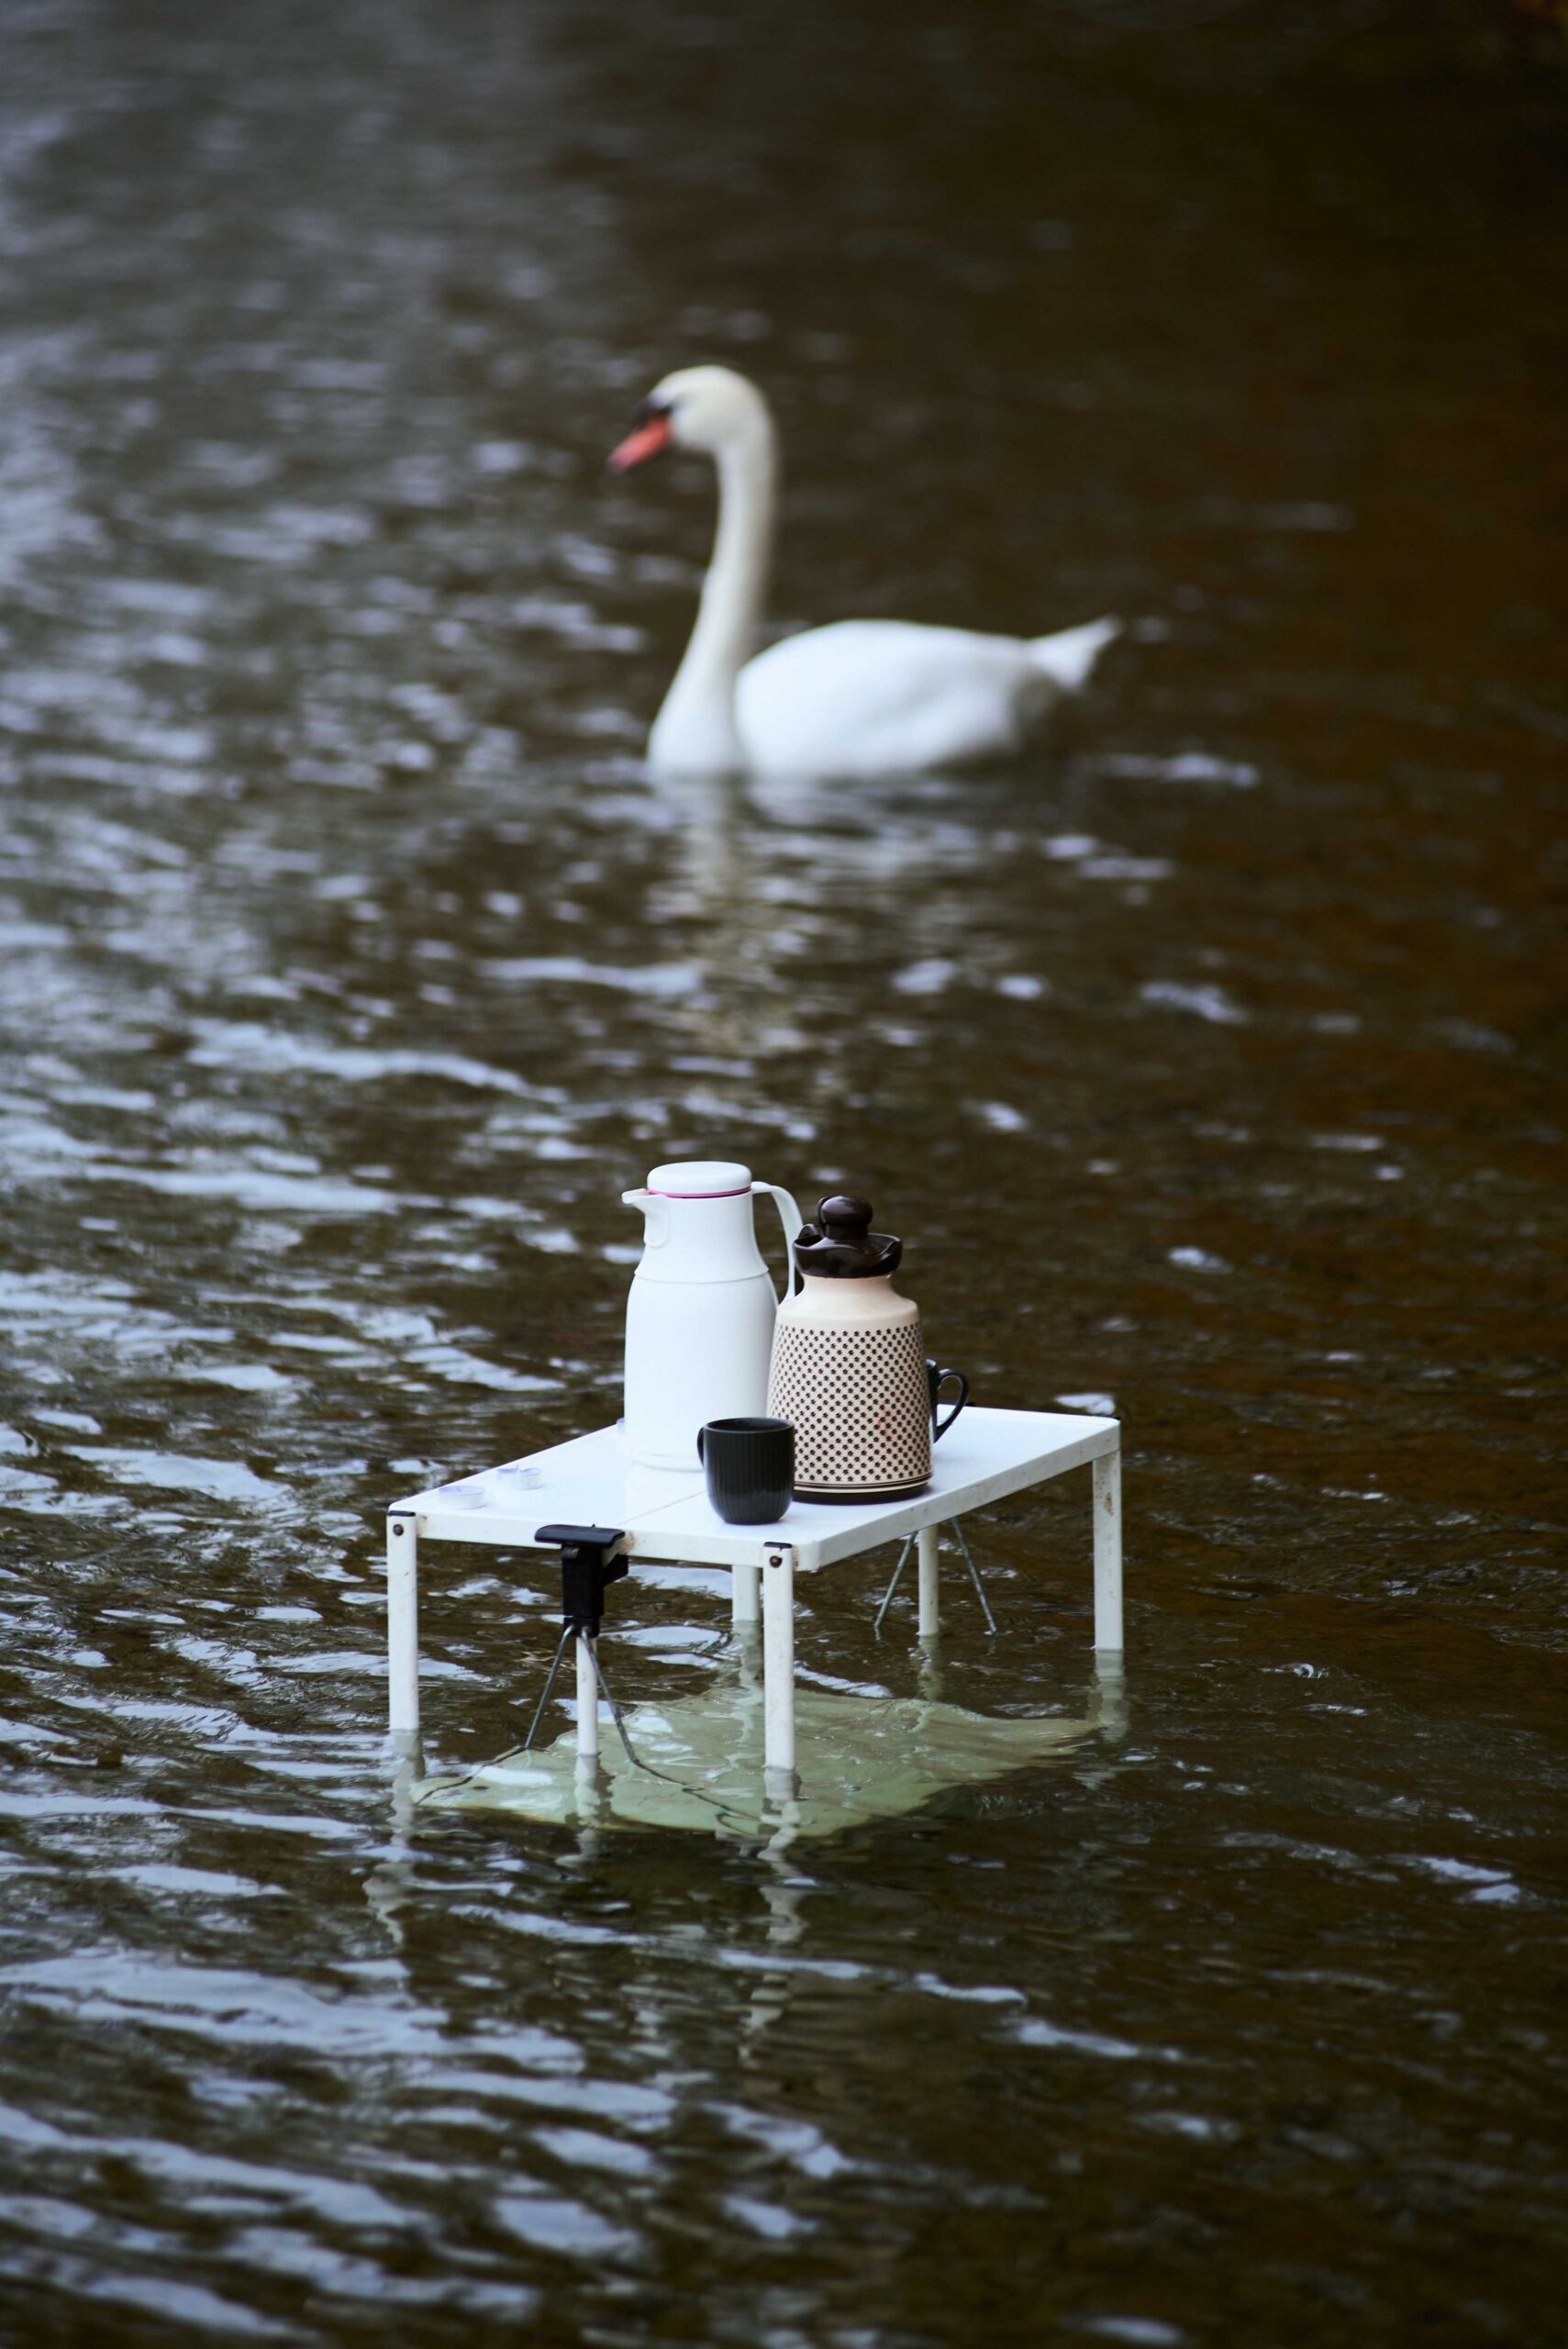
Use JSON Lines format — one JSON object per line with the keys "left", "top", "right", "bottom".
{"left": 609, "top": 366, "right": 771, "bottom": 470}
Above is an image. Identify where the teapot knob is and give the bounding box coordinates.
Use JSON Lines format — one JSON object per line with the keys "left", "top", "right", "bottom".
{"left": 817, "top": 1193, "right": 874, "bottom": 1240}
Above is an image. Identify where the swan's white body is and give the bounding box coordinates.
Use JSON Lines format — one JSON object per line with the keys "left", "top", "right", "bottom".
{"left": 614, "top": 366, "right": 1118, "bottom": 779}
{"left": 736, "top": 616, "right": 1120, "bottom": 779}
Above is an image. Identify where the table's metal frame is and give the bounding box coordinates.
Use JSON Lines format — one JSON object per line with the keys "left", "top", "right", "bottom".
{"left": 385, "top": 1408, "right": 1122, "bottom": 1786}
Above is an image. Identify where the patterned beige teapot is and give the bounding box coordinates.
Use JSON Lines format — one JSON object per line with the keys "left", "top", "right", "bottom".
{"left": 767, "top": 1194, "right": 967, "bottom": 1502}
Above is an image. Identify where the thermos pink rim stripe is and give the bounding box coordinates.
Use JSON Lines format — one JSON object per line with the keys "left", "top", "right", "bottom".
{"left": 646, "top": 1185, "right": 751, "bottom": 1198}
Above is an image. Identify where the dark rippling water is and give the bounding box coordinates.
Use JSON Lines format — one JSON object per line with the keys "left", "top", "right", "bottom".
{"left": 1, "top": 1, "right": 1565, "bottom": 2340}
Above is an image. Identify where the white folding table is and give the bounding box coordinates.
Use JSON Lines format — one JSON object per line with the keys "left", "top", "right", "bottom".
{"left": 386, "top": 1407, "right": 1122, "bottom": 1785}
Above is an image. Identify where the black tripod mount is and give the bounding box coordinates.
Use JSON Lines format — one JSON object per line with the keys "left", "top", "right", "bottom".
{"left": 534, "top": 1523, "right": 628, "bottom": 1636}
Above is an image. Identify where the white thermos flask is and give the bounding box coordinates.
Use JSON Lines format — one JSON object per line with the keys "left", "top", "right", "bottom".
{"left": 619, "top": 1160, "right": 802, "bottom": 1470}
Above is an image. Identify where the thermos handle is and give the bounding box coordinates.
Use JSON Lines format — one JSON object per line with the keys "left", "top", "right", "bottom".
{"left": 751, "top": 1182, "right": 804, "bottom": 1300}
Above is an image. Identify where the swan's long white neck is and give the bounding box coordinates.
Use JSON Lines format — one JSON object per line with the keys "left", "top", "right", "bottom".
{"left": 649, "top": 415, "right": 775, "bottom": 773}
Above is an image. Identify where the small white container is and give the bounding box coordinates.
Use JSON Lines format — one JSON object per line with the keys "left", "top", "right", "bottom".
{"left": 620, "top": 1160, "right": 801, "bottom": 1470}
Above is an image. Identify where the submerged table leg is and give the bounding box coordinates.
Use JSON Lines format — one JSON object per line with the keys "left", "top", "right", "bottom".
{"left": 1092, "top": 1650, "right": 1129, "bottom": 1743}
{"left": 576, "top": 1633, "right": 599, "bottom": 1762}
{"left": 1093, "top": 1447, "right": 1123, "bottom": 1653}
{"left": 917, "top": 1524, "right": 941, "bottom": 1640}
{"left": 732, "top": 1558, "right": 761, "bottom": 1632}
{"left": 386, "top": 1513, "right": 419, "bottom": 1741}
{"left": 762, "top": 1542, "right": 795, "bottom": 1779}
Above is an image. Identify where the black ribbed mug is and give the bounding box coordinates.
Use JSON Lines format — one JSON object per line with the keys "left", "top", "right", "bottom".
{"left": 697, "top": 1417, "right": 795, "bottom": 1525}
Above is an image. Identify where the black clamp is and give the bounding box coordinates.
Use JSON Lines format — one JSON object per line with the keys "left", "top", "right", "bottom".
{"left": 535, "top": 1523, "right": 628, "bottom": 1638}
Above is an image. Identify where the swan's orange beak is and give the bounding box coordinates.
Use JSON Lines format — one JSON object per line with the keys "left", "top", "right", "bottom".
{"left": 608, "top": 411, "right": 673, "bottom": 472}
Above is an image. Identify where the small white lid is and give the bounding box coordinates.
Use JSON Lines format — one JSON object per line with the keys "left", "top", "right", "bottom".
{"left": 646, "top": 1159, "right": 752, "bottom": 1197}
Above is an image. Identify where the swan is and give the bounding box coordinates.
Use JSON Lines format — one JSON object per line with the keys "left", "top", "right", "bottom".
{"left": 609, "top": 364, "right": 1118, "bottom": 778}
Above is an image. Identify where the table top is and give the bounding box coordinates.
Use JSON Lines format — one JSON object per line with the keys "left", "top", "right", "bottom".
{"left": 392, "top": 1407, "right": 1118, "bottom": 1574}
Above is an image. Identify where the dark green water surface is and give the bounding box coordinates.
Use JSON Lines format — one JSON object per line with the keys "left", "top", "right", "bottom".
{"left": 1, "top": 3, "right": 1565, "bottom": 2341}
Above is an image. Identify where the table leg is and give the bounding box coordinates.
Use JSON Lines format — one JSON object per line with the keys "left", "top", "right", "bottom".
{"left": 387, "top": 1514, "right": 419, "bottom": 1740}
{"left": 1093, "top": 1447, "right": 1123, "bottom": 1653}
{"left": 576, "top": 1633, "right": 599, "bottom": 1762}
{"left": 732, "top": 1558, "right": 761, "bottom": 1632}
{"left": 762, "top": 1542, "right": 795, "bottom": 1778}
{"left": 1092, "top": 1650, "right": 1128, "bottom": 1743}
{"left": 917, "top": 1524, "right": 940, "bottom": 1639}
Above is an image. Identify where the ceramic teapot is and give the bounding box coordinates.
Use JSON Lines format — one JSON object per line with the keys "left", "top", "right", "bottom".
{"left": 767, "top": 1194, "right": 966, "bottom": 1501}
{"left": 621, "top": 1160, "right": 802, "bottom": 1469}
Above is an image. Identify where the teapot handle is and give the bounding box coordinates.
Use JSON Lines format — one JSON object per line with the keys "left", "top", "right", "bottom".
{"left": 751, "top": 1182, "right": 804, "bottom": 1301}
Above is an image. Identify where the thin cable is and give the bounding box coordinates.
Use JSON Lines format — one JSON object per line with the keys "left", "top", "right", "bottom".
{"left": 515, "top": 1624, "right": 773, "bottom": 1829}
{"left": 582, "top": 1636, "right": 743, "bottom": 1822}
{"left": 466, "top": 1623, "right": 746, "bottom": 1831}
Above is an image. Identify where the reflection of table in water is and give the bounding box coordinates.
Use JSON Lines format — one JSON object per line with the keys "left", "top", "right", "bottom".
{"left": 417, "top": 1664, "right": 1129, "bottom": 1838}
{"left": 385, "top": 1407, "right": 1123, "bottom": 1818}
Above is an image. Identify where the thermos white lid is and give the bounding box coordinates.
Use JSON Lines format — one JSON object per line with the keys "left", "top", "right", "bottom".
{"left": 645, "top": 1159, "right": 752, "bottom": 1197}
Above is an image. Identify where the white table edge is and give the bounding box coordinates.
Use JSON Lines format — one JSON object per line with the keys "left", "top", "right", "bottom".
{"left": 391, "top": 1408, "right": 1118, "bottom": 1571}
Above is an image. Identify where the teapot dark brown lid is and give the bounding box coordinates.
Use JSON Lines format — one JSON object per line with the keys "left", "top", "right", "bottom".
{"left": 793, "top": 1194, "right": 903, "bottom": 1280}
